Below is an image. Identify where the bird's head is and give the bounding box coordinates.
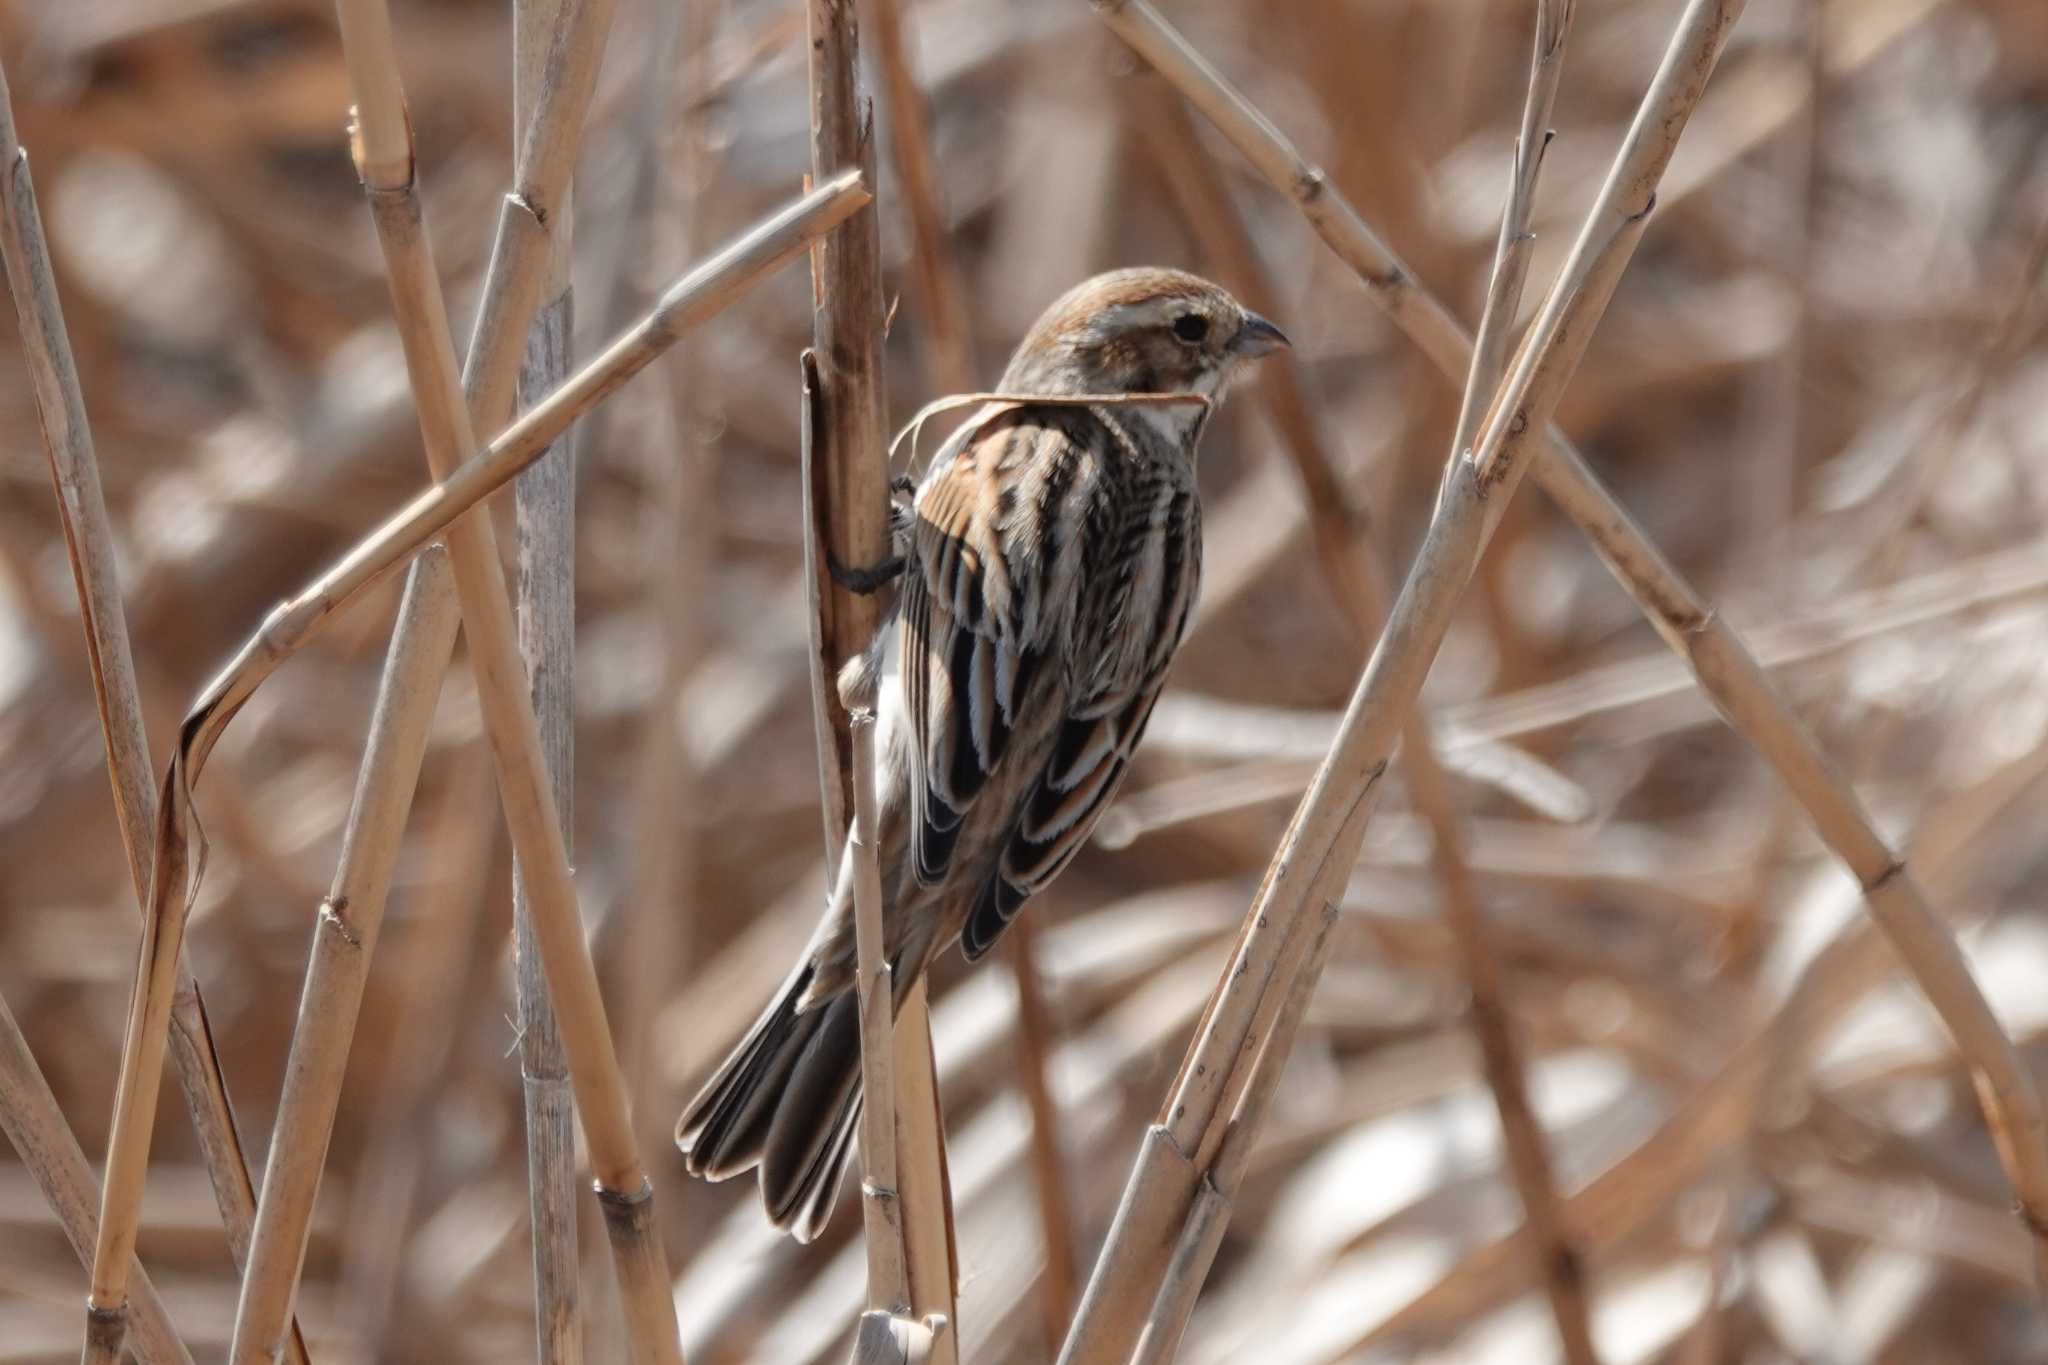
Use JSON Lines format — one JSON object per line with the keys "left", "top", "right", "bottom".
{"left": 999, "top": 267, "right": 1290, "bottom": 404}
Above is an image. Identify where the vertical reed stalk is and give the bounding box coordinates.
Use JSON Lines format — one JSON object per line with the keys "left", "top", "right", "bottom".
{"left": 511, "top": 0, "right": 585, "bottom": 1355}
{"left": 334, "top": 0, "right": 682, "bottom": 1354}
{"left": 806, "top": 2, "right": 958, "bottom": 1356}
{"left": 867, "top": 0, "right": 1077, "bottom": 1319}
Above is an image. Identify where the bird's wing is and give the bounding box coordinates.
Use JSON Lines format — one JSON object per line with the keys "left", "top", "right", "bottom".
{"left": 957, "top": 477, "right": 1201, "bottom": 962}
{"left": 899, "top": 410, "right": 1074, "bottom": 892}
{"left": 956, "top": 682, "right": 1168, "bottom": 961}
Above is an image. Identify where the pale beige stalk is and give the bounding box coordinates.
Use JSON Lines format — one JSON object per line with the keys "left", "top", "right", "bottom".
{"left": 0, "top": 988, "right": 192, "bottom": 1365}
{"left": 1144, "top": 5, "right": 1595, "bottom": 1353}
{"left": 228, "top": 0, "right": 625, "bottom": 1348}
{"left": 510, "top": 0, "right": 584, "bottom": 1356}
{"left": 229, "top": 549, "right": 460, "bottom": 1365}
{"left": 171, "top": 177, "right": 867, "bottom": 731}
{"left": 0, "top": 51, "right": 306, "bottom": 1365}
{"left": 466, "top": 0, "right": 623, "bottom": 438}
{"left": 807, "top": 2, "right": 959, "bottom": 1356}
{"left": 1099, "top": 0, "right": 2048, "bottom": 1293}
{"left": 1418, "top": 6, "right": 1599, "bottom": 1360}
{"left": 336, "top": 748, "right": 497, "bottom": 1352}
{"left": 1129, "top": 906, "right": 1339, "bottom": 1365}
{"left": 1061, "top": 3, "right": 1748, "bottom": 1360}
{"left": 1449, "top": 0, "right": 1575, "bottom": 471}
{"left": 336, "top": 0, "right": 678, "bottom": 1352}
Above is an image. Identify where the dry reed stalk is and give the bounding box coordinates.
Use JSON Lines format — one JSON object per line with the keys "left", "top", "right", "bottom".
{"left": 854, "top": 705, "right": 910, "bottom": 1306}
{"left": 0, "top": 56, "right": 153, "bottom": 910}
{"left": 0, "top": 52, "right": 307, "bottom": 1364}
{"left": 1142, "top": 5, "right": 1595, "bottom": 1354}
{"left": 511, "top": 0, "right": 584, "bottom": 1355}
{"left": 228, "top": 548, "right": 460, "bottom": 1365}
{"left": 238, "top": 28, "right": 850, "bottom": 1364}
{"left": 864, "top": 0, "right": 1073, "bottom": 1329}
{"left": 1129, "top": 906, "right": 1340, "bottom": 1365}
{"left": 1060, "top": 3, "right": 1746, "bottom": 1359}
{"left": 222, "top": 1, "right": 632, "bottom": 1343}
{"left": 290, "top": 50, "right": 632, "bottom": 1340}
{"left": 468, "top": 0, "right": 622, "bottom": 437}
{"left": 1448, "top": 0, "right": 1574, "bottom": 473}
{"left": 798, "top": 352, "right": 907, "bottom": 1313}
{"left": 805, "top": 2, "right": 959, "bottom": 1354}
{"left": 338, "top": 747, "right": 498, "bottom": 1351}
{"left": 1411, "top": 8, "right": 1599, "bottom": 1361}
{"left": 1099, "top": 0, "right": 2048, "bottom": 1291}
{"left": 805, "top": 0, "right": 892, "bottom": 862}
{"left": 76, "top": 117, "right": 857, "bottom": 1365}
{"left": 887, "top": 983, "right": 959, "bottom": 1358}
{"left": 0, "top": 988, "right": 192, "bottom": 1365}
{"left": 336, "top": 0, "right": 679, "bottom": 1353}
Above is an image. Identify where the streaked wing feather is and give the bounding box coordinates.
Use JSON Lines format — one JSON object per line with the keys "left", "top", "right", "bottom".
{"left": 903, "top": 417, "right": 1058, "bottom": 889}
{"left": 959, "top": 687, "right": 1165, "bottom": 961}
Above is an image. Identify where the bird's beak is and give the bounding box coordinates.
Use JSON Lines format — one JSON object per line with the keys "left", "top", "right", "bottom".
{"left": 1232, "top": 311, "right": 1291, "bottom": 358}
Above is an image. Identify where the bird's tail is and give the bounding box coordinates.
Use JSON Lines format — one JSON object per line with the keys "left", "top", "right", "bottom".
{"left": 674, "top": 963, "right": 863, "bottom": 1242}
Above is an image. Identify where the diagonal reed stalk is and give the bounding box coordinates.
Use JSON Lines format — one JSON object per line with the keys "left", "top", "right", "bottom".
{"left": 1404, "top": 7, "right": 1600, "bottom": 1361}
{"left": 510, "top": 0, "right": 585, "bottom": 1355}
{"left": 0, "top": 988, "right": 192, "bottom": 1365}
{"left": 804, "top": 3, "right": 958, "bottom": 1360}
{"left": 82, "top": 165, "right": 865, "bottom": 1364}
{"left": 1059, "top": 2, "right": 1748, "bottom": 1359}
{"left": 1139, "top": 1, "right": 1597, "bottom": 1356}
{"left": 0, "top": 49, "right": 312, "bottom": 1365}
{"left": 1129, "top": 905, "right": 1339, "bottom": 1365}
{"left": 228, "top": 549, "right": 460, "bottom": 1364}
{"left": 235, "top": 0, "right": 621, "bottom": 1351}
{"left": 319, "top": 0, "right": 675, "bottom": 1353}
{"left": 231, "top": 0, "right": 702, "bottom": 1352}
{"left": 1097, "top": 0, "right": 2048, "bottom": 1290}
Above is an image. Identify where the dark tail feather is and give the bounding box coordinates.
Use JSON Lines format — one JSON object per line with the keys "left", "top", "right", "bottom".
{"left": 675, "top": 966, "right": 864, "bottom": 1243}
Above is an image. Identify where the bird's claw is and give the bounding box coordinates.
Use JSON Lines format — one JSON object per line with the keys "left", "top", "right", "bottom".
{"left": 826, "top": 551, "right": 906, "bottom": 595}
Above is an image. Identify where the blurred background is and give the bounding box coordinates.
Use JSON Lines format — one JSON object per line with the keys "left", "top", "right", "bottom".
{"left": 3, "top": 0, "right": 2048, "bottom": 1360}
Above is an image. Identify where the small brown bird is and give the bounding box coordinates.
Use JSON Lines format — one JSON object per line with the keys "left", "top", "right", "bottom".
{"left": 676, "top": 267, "right": 1288, "bottom": 1240}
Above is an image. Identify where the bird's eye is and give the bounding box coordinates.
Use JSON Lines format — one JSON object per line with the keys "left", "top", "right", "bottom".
{"left": 1171, "top": 314, "right": 1209, "bottom": 344}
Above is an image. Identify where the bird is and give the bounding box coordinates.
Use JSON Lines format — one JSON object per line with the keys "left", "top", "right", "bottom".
{"left": 675, "top": 266, "right": 1289, "bottom": 1241}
